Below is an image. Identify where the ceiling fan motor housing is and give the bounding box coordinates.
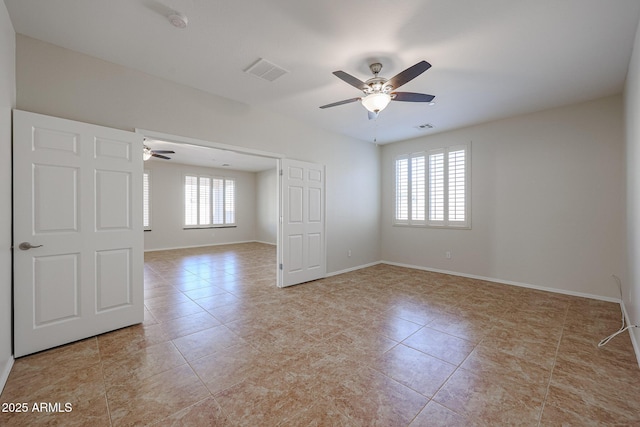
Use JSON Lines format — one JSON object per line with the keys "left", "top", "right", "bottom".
{"left": 369, "top": 62, "right": 383, "bottom": 75}
{"left": 363, "top": 77, "right": 392, "bottom": 95}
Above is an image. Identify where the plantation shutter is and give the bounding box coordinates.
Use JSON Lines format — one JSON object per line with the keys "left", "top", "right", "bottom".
{"left": 212, "top": 178, "right": 224, "bottom": 225}
{"left": 225, "top": 179, "right": 236, "bottom": 225}
{"left": 199, "top": 177, "right": 211, "bottom": 225}
{"left": 143, "top": 171, "right": 151, "bottom": 229}
{"left": 411, "top": 156, "right": 426, "bottom": 222}
{"left": 395, "top": 157, "right": 409, "bottom": 222}
{"left": 184, "top": 175, "right": 198, "bottom": 226}
{"left": 448, "top": 148, "right": 466, "bottom": 223}
{"left": 428, "top": 150, "right": 445, "bottom": 223}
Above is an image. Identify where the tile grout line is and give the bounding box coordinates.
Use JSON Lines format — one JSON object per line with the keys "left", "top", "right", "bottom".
{"left": 95, "top": 337, "right": 115, "bottom": 427}
{"left": 536, "top": 302, "right": 570, "bottom": 427}
{"left": 385, "top": 318, "right": 481, "bottom": 425}
{"left": 425, "top": 327, "right": 482, "bottom": 425}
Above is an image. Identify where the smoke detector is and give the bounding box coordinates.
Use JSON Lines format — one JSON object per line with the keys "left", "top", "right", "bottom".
{"left": 168, "top": 12, "right": 188, "bottom": 29}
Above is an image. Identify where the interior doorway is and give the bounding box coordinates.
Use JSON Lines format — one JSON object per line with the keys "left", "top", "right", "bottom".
{"left": 136, "top": 129, "right": 281, "bottom": 284}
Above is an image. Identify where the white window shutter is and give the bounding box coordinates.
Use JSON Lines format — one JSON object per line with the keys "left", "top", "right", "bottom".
{"left": 199, "top": 177, "right": 211, "bottom": 225}
{"left": 428, "top": 150, "right": 445, "bottom": 223}
{"left": 184, "top": 175, "right": 236, "bottom": 228}
{"left": 392, "top": 144, "right": 470, "bottom": 229}
{"left": 143, "top": 171, "right": 151, "bottom": 229}
{"left": 448, "top": 148, "right": 466, "bottom": 223}
{"left": 184, "top": 175, "right": 198, "bottom": 226}
{"left": 212, "top": 178, "right": 224, "bottom": 225}
{"left": 225, "top": 179, "right": 236, "bottom": 225}
{"left": 411, "top": 156, "right": 426, "bottom": 222}
{"left": 395, "top": 157, "right": 409, "bottom": 222}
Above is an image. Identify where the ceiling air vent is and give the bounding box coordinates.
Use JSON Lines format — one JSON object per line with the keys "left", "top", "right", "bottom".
{"left": 416, "top": 123, "right": 434, "bottom": 130}
{"left": 244, "top": 58, "right": 289, "bottom": 82}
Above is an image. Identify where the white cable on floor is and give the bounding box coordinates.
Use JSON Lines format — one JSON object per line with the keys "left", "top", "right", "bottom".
{"left": 598, "top": 274, "right": 639, "bottom": 347}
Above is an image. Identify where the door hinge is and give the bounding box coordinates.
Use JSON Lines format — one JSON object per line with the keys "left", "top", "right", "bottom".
{"left": 279, "top": 263, "right": 283, "bottom": 270}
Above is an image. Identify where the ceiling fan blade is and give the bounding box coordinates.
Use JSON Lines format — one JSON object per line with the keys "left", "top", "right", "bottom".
{"left": 319, "top": 97, "right": 361, "bottom": 109}
{"left": 368, "top": 111, "right": 378, "bottom": 120}
{"left": 152, "top": 153, "right": 171, "bottom": 160}
{"left": 392, "top": 92, "right": 435, "bottom": 102}
{"left": 151, "top": 150, "right": 175, "bottom": 154}
{"left": 387, "top": 60, "right": 432, "bottom": 90}
{"left": 333, "top": 71, "right": 368, "bottom": 90}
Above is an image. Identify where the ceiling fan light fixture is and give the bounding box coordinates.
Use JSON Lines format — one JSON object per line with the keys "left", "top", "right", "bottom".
{"left": 361, "top": 92, "right": 391, "bottom": 113}
{"left": 143, "top": 146, "right": 152, "bottom": 161}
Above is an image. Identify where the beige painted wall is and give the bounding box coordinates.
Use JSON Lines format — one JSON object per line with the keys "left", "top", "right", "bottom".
{"left": 381, "top": 95, "right": 626, "bottom": 299}
{"left": 624, "top": 18, "right": 640, "bottom": 353}
{"left": 15, "top": 35, "right": 381, "bottom": 274}
{"left": 0, "top": 2, "right": 15, "bottom": 392}
{"left": 256, "top": 167, "right": 278, "bottom": 245}
{"left": 143, "top": 161, "right": 261, "bottom": 251}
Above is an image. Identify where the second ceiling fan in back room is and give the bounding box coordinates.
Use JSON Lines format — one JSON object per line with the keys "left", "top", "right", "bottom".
{"left": 143, "top": 144, "right": 175, "bottom": 161}
{"left": 320, "top": 60, "right": 435, "bottom": 119}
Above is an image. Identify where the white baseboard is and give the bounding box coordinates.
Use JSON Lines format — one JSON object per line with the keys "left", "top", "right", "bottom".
{"left": 325, "top": 261, "right": 382, "bottom": 277}
{"left": 381, "top": 260, "right": 621, "bottom": 303}
{"left": 620, "top": 300, "right": 640, "bottom": 368}
{"left": 0, "top": 356, "right": 14, "bottom": 395}
{"left": 144, "top": 240, "right": 260, "bottom": 253}
{"left": 254, "top": 240, "right": 276, "bottom": 246}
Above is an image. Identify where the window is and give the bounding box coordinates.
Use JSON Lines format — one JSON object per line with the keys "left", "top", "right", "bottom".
{"left": 184, "top": 175, "right": 236, "bottom": 227}
{"left": 395, "top": 144, "right": 470, "bottom": 228}
{"left": 143, "top": 170, "right": 151, "bottom": 230}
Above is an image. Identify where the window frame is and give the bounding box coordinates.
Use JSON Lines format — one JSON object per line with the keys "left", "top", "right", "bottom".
{"left": 394, "top": 143, "right": 471, "bottom": 229}
{"left": 183, "top": 174, "right": 236, "bottom": 229}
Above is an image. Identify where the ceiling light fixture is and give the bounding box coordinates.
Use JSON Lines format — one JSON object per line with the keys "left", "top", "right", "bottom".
{"left": 143, "top": 146, "right": 152, "bottom": 161}
{"left": 361, "top": 93, "right": 391, "bottom": 113}
{"left": 168, "top": 11, "right": 188, "bottom": 29}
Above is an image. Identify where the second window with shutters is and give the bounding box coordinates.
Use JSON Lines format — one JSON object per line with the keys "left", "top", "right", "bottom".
{"left": 184, "top": 174, "right": 236, "bottom": 228}
{"left": 395, "top": 144, "right": 470, "bottom": 229}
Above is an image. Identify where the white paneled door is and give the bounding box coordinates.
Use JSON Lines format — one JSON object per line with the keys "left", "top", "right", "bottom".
{"left": 278, "top": 159, "right": 326, "bottom": 287}
{"left": 13, "top": 110, "right": 144, "bottom": 357}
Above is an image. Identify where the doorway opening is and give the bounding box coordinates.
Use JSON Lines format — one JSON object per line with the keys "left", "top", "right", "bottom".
{"left": 136, "top": 129, "right": 281, "bottom": 286}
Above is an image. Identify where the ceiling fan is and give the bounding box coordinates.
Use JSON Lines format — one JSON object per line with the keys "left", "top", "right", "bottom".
{"left": 320, "top": 60, "right": 435, "bottom": 119}
{"left": 143, "top": 145, "right": 175, "bottom": 161}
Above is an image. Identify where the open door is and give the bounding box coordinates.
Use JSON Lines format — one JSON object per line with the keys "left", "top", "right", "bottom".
{"left": 278, "top": 159, "right": 326, "bottom": 287}
{"left": 13, "top": 110, "right": 144, "bottom": 357}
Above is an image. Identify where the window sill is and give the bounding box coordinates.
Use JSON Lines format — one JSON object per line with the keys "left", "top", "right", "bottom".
{"left": 183, "top": 225, "right": 237, "bottom": 230}
{"left": 392, "top": 223, "right": 471, "bottom": 230}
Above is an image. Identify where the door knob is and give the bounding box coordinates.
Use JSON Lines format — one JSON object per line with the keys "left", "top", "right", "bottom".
{"left": 18, "top": 242, "right": 43, "bottom": 250}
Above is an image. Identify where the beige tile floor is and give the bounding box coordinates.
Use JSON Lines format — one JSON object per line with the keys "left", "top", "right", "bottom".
{"left": 1, "top": 242, "right": 639, "bottom": 426}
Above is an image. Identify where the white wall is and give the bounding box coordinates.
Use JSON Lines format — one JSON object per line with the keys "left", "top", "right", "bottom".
{"left": 144, "top": 161, "right": 259, "bottom": 251}
{"left": 0, "top": 2, "right": 14, "bottom": 392}
{"left": 15, "top": 35, "right": 381, "bottom": 274}
{"left": 382, "top": 95, "right": 626, "bottom": 300}
{"left": 256, "top": 167, "right": 278, "bottom": 245}
{"left": 624, "top": 18, "right": 640, "bottom": 354}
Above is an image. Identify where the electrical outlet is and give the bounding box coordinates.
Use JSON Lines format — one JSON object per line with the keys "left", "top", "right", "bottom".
{"left": 445, "top": 251, "right": 451, "bottom": 259}
{"left": 348, "top": 250, "right": 352, "bottom": 257}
